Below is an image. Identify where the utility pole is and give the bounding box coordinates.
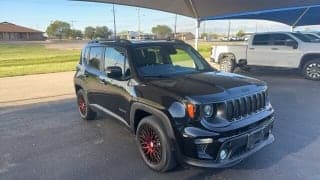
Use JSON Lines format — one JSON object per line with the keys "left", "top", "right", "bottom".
{"left": 70, "top": 20, "right": 76, "bottom": 30}
{"left": 112, "top": 2, "right": 117, "bottom": 40}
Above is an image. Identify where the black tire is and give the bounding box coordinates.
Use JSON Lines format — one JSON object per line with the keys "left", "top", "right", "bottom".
{"left": 220, "top": 55, "right": 236, "bottom": 73}
{"left": 136, "top": 116, "right": 177, "bottom": 172}
{"left": 76, "top": 89, "right": 97, "bottom": 120}
{"left": 302, "top": 59, "right": 320, "bottom": 81}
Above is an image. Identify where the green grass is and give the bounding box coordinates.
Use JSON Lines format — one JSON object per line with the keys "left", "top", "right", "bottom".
{"left": 197, "top": 42, "right": 212, "bottom": 59}
{"left": 0, "top": 44, "right": 80, "bottom": 77}
{"left": 0, "top": 42, "right": 213, "bottom": 78}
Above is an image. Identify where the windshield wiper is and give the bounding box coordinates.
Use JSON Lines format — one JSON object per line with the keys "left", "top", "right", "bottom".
{"left": 143, "top": 75, "right": 171, "bottom": 79}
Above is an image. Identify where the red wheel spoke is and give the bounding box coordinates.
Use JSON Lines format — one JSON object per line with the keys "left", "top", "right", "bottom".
{"left": 138, "top": 124, "right": 162, "bottom": 164}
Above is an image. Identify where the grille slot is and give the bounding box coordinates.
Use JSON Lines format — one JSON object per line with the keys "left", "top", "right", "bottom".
{"left": 223, "top": 91, "right": 268, "bottom": 121}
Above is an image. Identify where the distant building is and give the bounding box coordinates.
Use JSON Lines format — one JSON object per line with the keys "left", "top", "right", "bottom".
{"left": 118, "top": 31, "right": 156, "bottom": 40}
{"left": 175, "top": 32, "right": 195, "bottom": 40}
{"left": 0, "top": 22, "right": 44, "bottom": 41}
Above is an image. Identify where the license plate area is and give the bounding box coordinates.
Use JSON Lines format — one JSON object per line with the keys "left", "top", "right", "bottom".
{"left": 246, "top": 127, "right": 265, "bottom": 149}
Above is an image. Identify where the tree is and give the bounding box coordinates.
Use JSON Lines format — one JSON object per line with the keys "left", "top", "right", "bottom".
{"left": 46, "top": 21, "right": 71, "bottom": 39}
{"left": 151, "top": 25, "right": 172, "bottom": 39}
{"left": 84, "top": 26, "right": 95, "bottom": 40}
{"left": 201, "top": 32, "right": 208, "bottom": 39}
{"left": 70, "top": 29, "right": 83, "bottom": 39}
{"left": 236, "top": 30, "right": 246, "bottom": 37}
{"left": 94, "top": 26, "right": 112, "bottom": 39}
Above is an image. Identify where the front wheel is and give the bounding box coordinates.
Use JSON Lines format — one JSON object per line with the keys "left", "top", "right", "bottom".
{"left": 136, "top": 116, "right": 177, "bottom": 172}
{"left": 220, "top": 55, "right": 236, "bottom": 73}
{"left": 302, "top": 59, "right": 320, "bottom": 81}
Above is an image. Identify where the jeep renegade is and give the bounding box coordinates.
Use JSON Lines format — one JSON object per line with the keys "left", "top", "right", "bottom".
{"left": 74, "top": 39, "right": 275, "bottom": 172}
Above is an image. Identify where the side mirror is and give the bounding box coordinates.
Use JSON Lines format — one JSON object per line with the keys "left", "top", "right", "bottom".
{"left": 106, "top": 66, "right": 122, "bottom": 78}
{"left": 285, "top": 39, "right": 298, "bottom": 49}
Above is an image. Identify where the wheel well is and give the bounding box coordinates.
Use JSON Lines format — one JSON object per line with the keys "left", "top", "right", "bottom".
{"left": 218, "top": 53, "right": 236, "bottom": 63}
{"left": 133, "top": 109, "right": 152, "bottom": 133}
{"left": 75, "top": 84, "right": 82, "bottom": 93}
{"left": 299, "top": 54, "right": 320, "bottom": 68}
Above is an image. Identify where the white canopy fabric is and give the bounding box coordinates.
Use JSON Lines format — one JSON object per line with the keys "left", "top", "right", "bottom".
{"left": 78, "top": 0, "right": 320, "bottom": 49}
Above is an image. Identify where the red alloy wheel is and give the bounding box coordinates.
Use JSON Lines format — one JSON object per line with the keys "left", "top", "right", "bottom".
{"left": 78, "top": 95, "right": 87, "bottom": 116}
{"left": 138, "top": 124, "right": 162, "bottom": 164}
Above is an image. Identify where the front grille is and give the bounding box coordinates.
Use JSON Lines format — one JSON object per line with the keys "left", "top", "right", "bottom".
{"left": 222, "top": 91, "right": 268, "bottom": 121}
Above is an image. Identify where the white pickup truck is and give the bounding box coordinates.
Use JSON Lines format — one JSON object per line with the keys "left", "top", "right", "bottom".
{"left": 210, "top": 32, "right": 320, "bottom": 80}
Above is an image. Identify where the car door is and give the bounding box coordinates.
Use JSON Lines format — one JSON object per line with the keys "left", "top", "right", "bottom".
{"left": 267, "top": 33, "right": 302, "bottom": 68}
{"left": 247, "top": 34, "right": 273, "bottom": 66}
{"left": 95, "top": 46, "right": 132, "bottom": 122}
{"left": 84, "top": 46, "right": 105, "bottom": 105}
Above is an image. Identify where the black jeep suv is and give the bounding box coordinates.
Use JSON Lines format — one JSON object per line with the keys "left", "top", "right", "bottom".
{"left": 74, "top": 39, "right": 274, "bottom": 172}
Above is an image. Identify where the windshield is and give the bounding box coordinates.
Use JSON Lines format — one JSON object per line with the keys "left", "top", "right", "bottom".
{"left": 132, "top": 44, "right": 213, "bottom": 78}
{"left": 304, "top": 34, "right": 320, "bottom": 42}
{"left": 291, "top": 33, "right": 313, "bottom": 42}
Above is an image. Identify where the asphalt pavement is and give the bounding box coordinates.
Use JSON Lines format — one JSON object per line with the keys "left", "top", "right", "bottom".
{"left": 0, "top": 69, "right": 320, "bottom": 180}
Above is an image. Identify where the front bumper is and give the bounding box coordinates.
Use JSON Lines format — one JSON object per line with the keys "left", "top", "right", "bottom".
{"left": 180, "top": 116, "right": 274, "bottom": 168}
{"left": 184, "top": 134, "right": 274, "bottom": 168}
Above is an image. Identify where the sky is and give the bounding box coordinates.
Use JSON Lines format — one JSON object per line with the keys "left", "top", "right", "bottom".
{"left": 0, "top": 0, "right": 319, "bottom": 35}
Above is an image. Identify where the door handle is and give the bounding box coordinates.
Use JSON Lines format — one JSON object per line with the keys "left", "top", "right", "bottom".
{"left": 271, "top": 48, "right": 278, "bottom": 50}
{"left": 249, "top": 48, "right": 255, "bottom": 50}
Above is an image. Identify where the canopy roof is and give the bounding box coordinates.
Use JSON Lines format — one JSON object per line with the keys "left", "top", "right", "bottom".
{"left": 80, "top": 0, "right": 320, "bottom": 26}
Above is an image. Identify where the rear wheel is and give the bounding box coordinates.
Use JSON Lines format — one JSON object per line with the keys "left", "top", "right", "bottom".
{"left": 220, "top": 55, "right": 236, "bottom": 73}
{"left": 76, "top": 89, "right": 97, "bottom": 120}
{"left": 302, "top": 59, "right": 320, "bottom": 81}
{"left": 136, "top": 116, "right": 176, "bottom": 172}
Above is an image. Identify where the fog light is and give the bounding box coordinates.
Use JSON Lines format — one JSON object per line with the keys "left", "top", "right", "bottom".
{"left": 219, "top": 149, "right": 228, "bottom": 160}
{"left": 194, "top": 138, "right": 213, "bottom": 144}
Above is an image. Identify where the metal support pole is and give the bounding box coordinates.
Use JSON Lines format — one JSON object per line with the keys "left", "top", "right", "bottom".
{"left": 227, "top": 20, "right": 231, "bottom": 40}
{"left": 174, "top": 14, "right": 177, "bottom": 38}
{"left": 112, "top": 3, "right": 117, "bottom": 40}
{"left": 195, "top": 19, "right": 200, "bottom": 50}
{"left": 137, "top": 8, "right": 141, "bottom": 40}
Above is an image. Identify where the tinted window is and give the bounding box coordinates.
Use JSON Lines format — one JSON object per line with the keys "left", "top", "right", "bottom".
{"left": 272, "top": 34, "right": 295, "bottom": 46}
{"left": 291, "top": 33, "right": 312, "bottom": 42}
{"left": 104, "top": 47, "right": 130, "bottom": 77}
{"left": 82, "top": 48, "right": 90, "bottom": 65}
{"left": 252, "top": 34, "right": 271, "bottom": 45}
{"left": 88, "top": 47, "right": 103, "bottom": 70}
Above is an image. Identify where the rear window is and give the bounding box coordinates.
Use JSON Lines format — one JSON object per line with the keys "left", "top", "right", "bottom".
{"left": 252, "top": 34, "right": 271, "bottom": 45}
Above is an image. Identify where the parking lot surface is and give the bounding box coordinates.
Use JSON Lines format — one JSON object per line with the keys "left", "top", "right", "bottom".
{"left": 1, "top": 69, "right": 320, "bottom": 180}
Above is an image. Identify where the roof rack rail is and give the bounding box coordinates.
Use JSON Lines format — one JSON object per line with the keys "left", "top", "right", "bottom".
{"left": 88, "top": 38, "right": 132, "bottom": 44}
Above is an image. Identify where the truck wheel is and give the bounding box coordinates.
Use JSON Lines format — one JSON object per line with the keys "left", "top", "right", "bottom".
{"left": 76, "top": 89, "right": 97, "bottom": 120}
{"left": 220, "top": 55, "right": 235, "bottom": 73}
{"left": 136, "top": 116, "right": 177, "bottom": 172}
{"left": 302, "top": 59, "right": 320, "bottom": 81}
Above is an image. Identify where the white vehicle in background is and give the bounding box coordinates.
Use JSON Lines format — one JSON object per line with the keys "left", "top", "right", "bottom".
{"left": 210, "top": 32, "right": 320, "bottom": 80}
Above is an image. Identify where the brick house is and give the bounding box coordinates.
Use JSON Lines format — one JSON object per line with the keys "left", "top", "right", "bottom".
{"left": 0, "top": 22, "right": 44, "bottom": 41}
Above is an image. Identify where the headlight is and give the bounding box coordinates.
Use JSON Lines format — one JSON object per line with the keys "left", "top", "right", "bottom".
{"left": 203, "top": 104, "right": 215, "bottom": 118}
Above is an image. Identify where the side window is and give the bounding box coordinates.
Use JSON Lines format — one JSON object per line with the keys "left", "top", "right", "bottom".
{"left": 104, "top": 47, "right": 130, "bottom": 77}
{"left": 170, "top": 48, "right": 195, "bottom": 68}
{"left": 252, "top": 34, "right": 271, "bottom": 45}
{"left": 84, "top": 47, "right": 90, "bottom": 64}
{"left": 88, "top": 47, "right": 104, "bottom": 70}
{"left": 272, "top": 34, "right": 295, "bottom": 46}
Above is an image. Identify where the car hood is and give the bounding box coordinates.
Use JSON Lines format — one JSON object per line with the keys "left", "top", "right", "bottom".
{"left": 144, "top": 72, "right": 266, "bottom": 103}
